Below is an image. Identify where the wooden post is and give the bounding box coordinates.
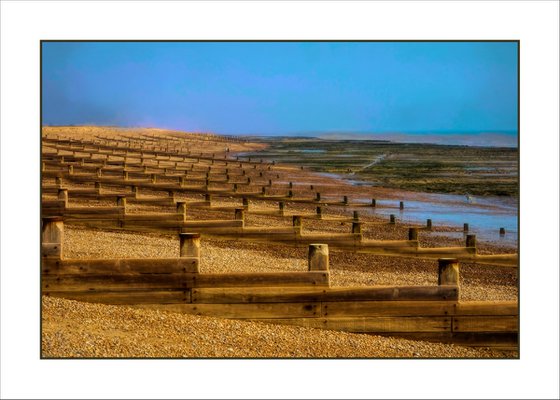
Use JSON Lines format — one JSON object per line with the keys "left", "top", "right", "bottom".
{"left": 57, "top": 188, "right": 68, "bottom": 208}
{"left": 438, "top": 258, "right": 459, "bottom": 286}
{"left": 408, "top": 227, "right": 418, "bottom": 241}
{"left": 463, "top": 223, "right": 469, "bottom": 232}
{"left": 466, "top": 234, "right": 476, "bottom": 248}
{"left": 234, "top": 208, "right": 245, "bottom": 222}
{"left": 390, "top": 214, "right": 396, "bottom": 224}
{"left": 177, "top": 201, "right": 187, "bottom": 222}
{"left": 352, "top": 221, "right": 363, "bottom": 236}
{"left": 42, "top": 216, "right": 64, "bottom": 258}
{"left": 293, "top": 215, "right": 302, "bottom": 235}
{"left": 499, "top": 227, "right": 506, "bottom": 235}
{"left": 308, "top": 244, "right": 329, "bottom": 271}
{"left": 179, "top": 233, "right": 201, "bottom": 259}
{"left": 426, "top": 219, "right": 432, "bottom": 230}
{"left": 371, "top": 198, "right": 376, "bottom": 207}
{"left": 117, "top": 195, "right": 127, "bottom": 212}
{"left": 399, "top": 201, "right": 404, "bottom": 210}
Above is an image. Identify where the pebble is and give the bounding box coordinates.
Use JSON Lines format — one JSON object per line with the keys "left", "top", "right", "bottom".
{"left": 42, "top": 296, "right": 516, "bottom": 359}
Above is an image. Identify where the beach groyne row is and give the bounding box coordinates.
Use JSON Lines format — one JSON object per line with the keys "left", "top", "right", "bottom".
{"left": 41, "top": 217, "right": 518, "bottom": 349}
{"left": 42, "top": 185, "right": 517, "bottom": 267}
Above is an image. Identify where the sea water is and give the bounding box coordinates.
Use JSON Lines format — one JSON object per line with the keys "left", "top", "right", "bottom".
{"left": 362, "top": 193, "right": 518, "bottom": 247}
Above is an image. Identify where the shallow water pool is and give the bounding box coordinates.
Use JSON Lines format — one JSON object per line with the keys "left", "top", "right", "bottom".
{"left": 361, "top": 193, "right": 518, "bottom": 248}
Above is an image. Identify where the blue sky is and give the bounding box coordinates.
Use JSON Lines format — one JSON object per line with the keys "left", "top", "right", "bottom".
{"left": 42, "top": 41, "right": 518, "bottom": 138}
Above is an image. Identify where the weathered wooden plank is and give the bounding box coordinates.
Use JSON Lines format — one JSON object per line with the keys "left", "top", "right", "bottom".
{"left": 192, "top": 286, "right": 457, "bottom": 303}
{"left": 359, "top": 240, "right": 419, "bottom": 249}
{"left": 42, "top": 258, "right": 199, "bottom": 274}
{"left": 322, "top": 301, "right": 456, "bottom": 317}
{"left": 374, "top": 332, "right": 518, "bottom": 350}
{"left": 239, "top": 227, "right": 296, "bottom": 235}
{"left": 42, "top": 271, "right": 329, "bottom": 291}
{"left": 324, "top": 316, "right": 452, "bottom": 333}
{"left": 191, "top": 272, "right": 330, "bottom": 288}
{"left": 252, "top": 316, "right": 452, "bottom": 333}
{"left": 452, "top": 316, "right": 519, "bottom": 332}
{"left": 44, "top": 289, "right": 190, "bottom": 304}
{"left": 474, "top": 254, "right": 518, "bottom": 267}
{"left": 416, "top": 247, "right": 476, "bottom": 256}
{"left": 67, "top": 188, "right": 100, "bottom": 195}
{"left": 182, "top": 220, "right": 243, "bottom": 228}
{"left": 454, "top": 301, "right": 518, "bottom": 316}
{"left": 119, "top": 220, "right": 243, "bottom": 230}
{"left": 63, "top": 207, "right": 123, "bottom": 215}
{"left": 192, "top": 287, "right": 328, "bottom": 303}
{"left": 41, "top": 243, "right": 62, "bottom": 258}
{"left": 128, "top": 197, "right": 176, "bottom": 205}
{"left": 296, "top": 234, "right": 358, "bottom": 242}
{"left": 130, "top": 302, "right": 320, "bottom": 318}
{"left": 64, "top": 214, "right": 123, "bottom": 221}
{"left": 42, "top": 273, "right": 192, "bottom": 291}
{"left": 124, "top": 214, "right": 183, "bottom": 222}
{"left": 321, "top": 286, "right": 459, "bottom": 301}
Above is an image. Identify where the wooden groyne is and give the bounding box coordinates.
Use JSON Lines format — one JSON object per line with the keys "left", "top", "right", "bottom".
{"left": 41, "top": 218, "right": 518, "bottom": 349}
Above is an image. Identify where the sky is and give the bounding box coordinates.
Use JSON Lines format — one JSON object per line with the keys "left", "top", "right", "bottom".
{"left": 42, "top": 41, "right": 518, "bottom": 142}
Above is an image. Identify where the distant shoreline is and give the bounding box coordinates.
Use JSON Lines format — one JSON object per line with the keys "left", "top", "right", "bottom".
{"left": 41, "top": 125, "right": 518, "bottom": 148}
